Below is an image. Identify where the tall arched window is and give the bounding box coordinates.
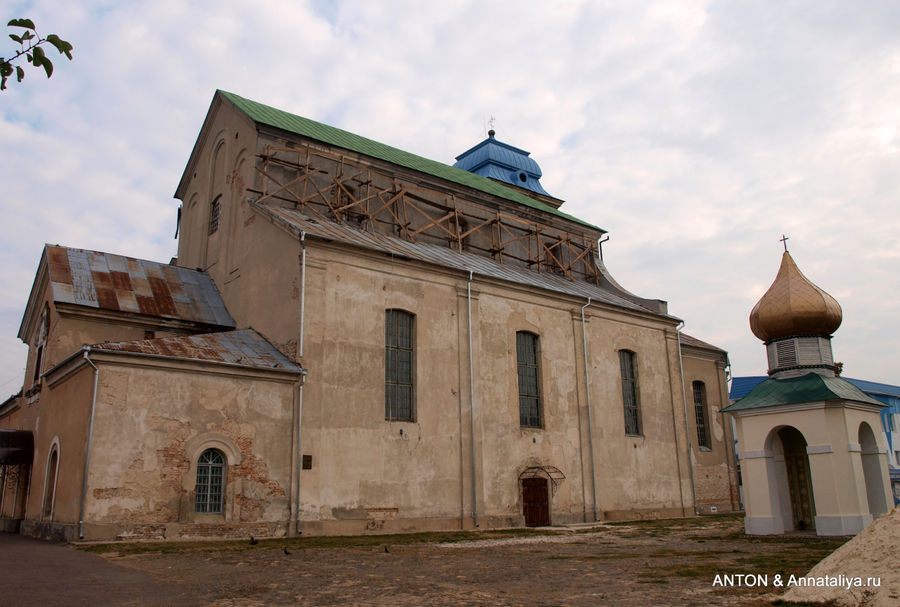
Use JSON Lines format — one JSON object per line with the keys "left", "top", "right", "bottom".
{"left": 619, "top": 350, "right": 641, "bottom": 435}
{"left": 693, "top": 381, "right": 711, "bottom": 449}
{"left": 195, "top": 448, "right": 226, "bottom": 513}
{"left": 516, "top": 331, "right": 542, "bottom": 427}
{"left": 385, "top": 309, "right": 415, "bottom": 421}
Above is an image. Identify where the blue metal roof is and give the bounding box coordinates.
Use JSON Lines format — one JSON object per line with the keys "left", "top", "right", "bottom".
{"left": 453, "top": 131, "right": 552, "bottom": 197}
{"left": 730, "top": 376, "right": 768, "bottom": 400}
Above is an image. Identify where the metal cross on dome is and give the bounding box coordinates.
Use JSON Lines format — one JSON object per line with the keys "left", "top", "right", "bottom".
{"left": 780, "top": 234, "right": 790, "bottom": 252}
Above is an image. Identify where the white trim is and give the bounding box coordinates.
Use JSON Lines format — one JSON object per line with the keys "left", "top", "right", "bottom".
{"left": 741, "top": 450, "right": 767, "bottom": 459}
{"left": 805, "top": 444, "right": 833, "bottom": 455}
{"left": 847, "top": 443, "right": 862, "bottom": 453}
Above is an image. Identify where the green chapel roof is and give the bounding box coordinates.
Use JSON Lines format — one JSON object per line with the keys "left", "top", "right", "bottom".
{"left": 723, "top": 372, "right": 885, "bottom": 412}
{"left": 217, "top": 90, "right": 601, "bottom": 231}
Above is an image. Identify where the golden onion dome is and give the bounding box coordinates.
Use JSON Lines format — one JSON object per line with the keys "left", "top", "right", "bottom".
{"left": 749, "top": 251, "right": 842, "bottom": 341}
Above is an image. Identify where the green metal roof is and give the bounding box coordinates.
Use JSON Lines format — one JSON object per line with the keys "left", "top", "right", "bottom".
{"left": 723, "top": 372, "right": 885, "bottom": 412}
{"left": 218, "top": 90, "right": 601, "bottom": 231}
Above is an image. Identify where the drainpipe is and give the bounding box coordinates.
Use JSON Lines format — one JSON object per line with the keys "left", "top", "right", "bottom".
{"left": 597, "top": 235, "right": 609, "bottom": 262}
{"left": 79, "top": 346, "right": 100, "bottom": 539}
{"left": 675, "top": 323, "right": 699, "bottom": 515}
{"left": 467, "top": 271, "right": 479, "bottom": 527}
{"left": 580, "top": 298, "right": 600, "bottom": 521}
{"left": 295, "top": 232, "right": 307, "bottom": 534}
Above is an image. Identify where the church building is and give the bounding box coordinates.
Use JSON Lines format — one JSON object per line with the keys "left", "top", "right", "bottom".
{"left": 1, "top": 91, "right": 738, "bottom": 541}
{"left": 724, "top": 249, "right": 892, "bottom": 536}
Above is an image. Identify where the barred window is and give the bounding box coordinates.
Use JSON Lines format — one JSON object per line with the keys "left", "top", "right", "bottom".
{"left": 385, "top": 309, "right": 415, "bottom": 421}
{"left": 208, "top": 195, "right": 221, "bottom": 235}
{"left": 195, "top": 448, "right": 225, "bottom": 513}
{"left": 619, "top": 350, "right": 641, "bottom": 435}
{"left": 516, "top": 331, "right": 542, "bottom": 427}
{"left": 693, "top": 381, "right": 711, "bottom": 449}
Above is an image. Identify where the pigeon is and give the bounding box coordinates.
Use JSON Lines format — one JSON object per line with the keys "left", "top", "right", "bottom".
{"left": 250, "top": 536, "right": 258, "bottom": 545}
{"left": 283, "top": 546, "right": 292, "bottom": 555}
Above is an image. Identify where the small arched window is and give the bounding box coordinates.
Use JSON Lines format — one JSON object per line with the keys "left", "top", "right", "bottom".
{"left": 693, "top": 381, "right": 711, "bottom": 449}
{"left": 195, "top": 448, "right": 226, "bottom": 513}
{"left": 208, "top": 195, "right": 222, "bottom": 235}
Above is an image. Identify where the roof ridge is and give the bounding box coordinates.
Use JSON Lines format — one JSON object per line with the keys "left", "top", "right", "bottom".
{"left": 217, "top": 90, "right": 600, "bottom": 231}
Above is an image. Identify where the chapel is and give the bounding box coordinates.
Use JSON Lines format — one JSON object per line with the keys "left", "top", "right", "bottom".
{"left": 724, "top": 248, "right": 892, "bottom": 536}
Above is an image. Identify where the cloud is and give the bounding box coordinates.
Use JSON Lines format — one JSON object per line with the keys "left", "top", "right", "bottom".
{"left": 1, "top": 0, "right": 898, "bottom": 390}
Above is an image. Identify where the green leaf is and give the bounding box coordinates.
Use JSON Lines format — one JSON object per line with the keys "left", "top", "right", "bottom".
{"left": 22, "top": 31, "right": 34, "bottom": 41}
{"left": 0, "top": 63, "right": 12, "bottom": 77}
{"left": 1, "top": 75, "right": 7, "bottom": 90}
{"left": 46, "top": 34, "right": 74, "bottom": 59}
{"left": 9, "top": 33, "right": 22, "bottom": 43}
{"left": 7, "top": 18, "right": 36, "bottom": 30}
{"left": 16, "top": 65, "right": 23, "bottom": 82}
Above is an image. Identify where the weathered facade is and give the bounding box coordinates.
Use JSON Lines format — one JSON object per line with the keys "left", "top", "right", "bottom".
{"left": 1, "top": 91, "right": 738, "bottom": 540}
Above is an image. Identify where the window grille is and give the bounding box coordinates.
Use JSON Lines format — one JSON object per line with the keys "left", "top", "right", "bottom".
{"left": 385, "top": 310, "right": 414, "bottom": 421}
{"left": 516, "top": 332, "right": 542, "bottom": 427}
{"left": 195, "top": 448, "right": 225, "bottom": 513}
{"left": 693, "top": 381, "right": 711, "bottom": 448}
{"left": 208, "top": 196, "right": 221, "bottom": 235}
{"left": 619, "top": 350, "right": 641, "bottom": 435}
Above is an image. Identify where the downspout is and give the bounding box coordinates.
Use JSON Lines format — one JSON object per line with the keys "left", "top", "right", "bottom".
{"left": 79, "top": 346, "right": 100, "bottom": 539}
{"left": 675, "top": 322, "right": 699, "bottom": 515}
{"left": 597, "top": 235, "right": 609, "bottom": 262}
{"left": 580, "top": 298, "right": 600, "bottom": 521}
{"left": 295, "top": 232, "right": 307, "bottom": 534}
{"left": 467, "top": 271, "right": 479, "bottom": 527}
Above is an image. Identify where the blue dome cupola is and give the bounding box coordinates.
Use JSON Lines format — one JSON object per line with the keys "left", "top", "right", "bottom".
{"left": 453, "top": 130, "right": 555, "bottom": 200}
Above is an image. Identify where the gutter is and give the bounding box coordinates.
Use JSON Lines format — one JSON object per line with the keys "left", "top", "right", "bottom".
{"left": 580, "top": 298, "right": 600, "bottom": 521}
{"left": 467, "top": 271, "right": 479, "bottom": 527}
{"left": 78, "top": 346, "right": 100, "bottom": 539}
{"left": 675, "top": 323, "right": 699, "bottom": 515}
{"left": 295, "top": 232, "right": 307, "bottom": 534}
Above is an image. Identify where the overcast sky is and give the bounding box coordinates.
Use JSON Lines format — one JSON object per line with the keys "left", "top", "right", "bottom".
{"left": 1, "top": 0, "right": 898, "bottom": 396}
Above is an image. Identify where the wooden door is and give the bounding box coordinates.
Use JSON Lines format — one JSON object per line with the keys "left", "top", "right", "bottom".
{"left": 522, "top": 478, "right": 550, "bottom": 527}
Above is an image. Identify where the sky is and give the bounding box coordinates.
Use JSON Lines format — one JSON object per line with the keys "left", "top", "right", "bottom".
{"left": 1, "top": 0, "right": 898, "bottom": 396}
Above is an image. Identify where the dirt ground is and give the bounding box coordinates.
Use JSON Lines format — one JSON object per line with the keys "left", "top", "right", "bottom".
{"left": 3, "top": 515, "right": 851, "bottom": 607}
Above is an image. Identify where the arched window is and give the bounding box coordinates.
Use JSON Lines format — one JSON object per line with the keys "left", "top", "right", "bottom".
{"left": 42, "top": 445, "right": 59, "bottom": 519}
{"left": 385, "top": 309, "right": 415, "bottom": 421}
{"left": 619, "top": 350, "right": 641, "bottom": 435}
{"left": 516, "top": 331, "right": 542, "bottom": 427}
{"left": 195, "top": 448, "right": 226, "bottom": 513}
{"left": 693, "top": 381, "right": 711, "bottom": 449}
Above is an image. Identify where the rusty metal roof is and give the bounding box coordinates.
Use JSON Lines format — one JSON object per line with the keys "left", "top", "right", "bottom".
{"left": 94, "top": 329, "right": 300, "bottom": 372}
{"left": 45, "top": 245, "right": 234, "bottom": 328}
{"left": 258, "top": 204, "right": 669, "bottom": 317}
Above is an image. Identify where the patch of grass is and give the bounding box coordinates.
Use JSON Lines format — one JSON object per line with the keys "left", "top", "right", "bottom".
{"left": 770, "top": 600, "right": 840, "bottom": 607}
{"left": 547, "top": 553, "right": 634, "bottom": 561}
{"left": 77, "top": 527, "right": 563, "bottom": 556}
{"left": 605, "top": 513, "right": 743, "bottom": 530}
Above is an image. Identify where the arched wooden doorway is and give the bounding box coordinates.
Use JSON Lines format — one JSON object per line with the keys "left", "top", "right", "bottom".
{"left": 778, "top": 427, "right": 816, "bottom": 531}
{"left": 519, "top": 466, "right": 565, "bottom": 527}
